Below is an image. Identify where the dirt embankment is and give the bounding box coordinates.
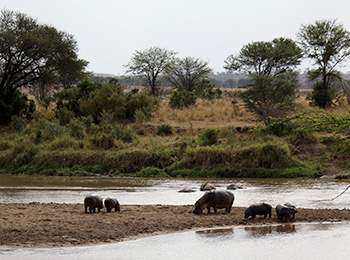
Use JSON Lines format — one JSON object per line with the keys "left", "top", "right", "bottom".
{"left": 1, "top": 203, "right": 350, "bottom": 248}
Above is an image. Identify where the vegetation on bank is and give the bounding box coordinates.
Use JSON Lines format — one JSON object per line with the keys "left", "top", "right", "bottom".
{"left": 2, "top": 96, "right": 350, "bottom": 178}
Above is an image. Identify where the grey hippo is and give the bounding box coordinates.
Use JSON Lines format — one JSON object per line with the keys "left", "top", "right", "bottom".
{"left": 244, "top": 203, "right": 272, "bottom": 219}
{"left": 276, "top": 204, "right": 298, "bottom": 221}
{"left": 84, "top": 194, "right": 103, "bottom": 213}
{"left": 104, "top": 198, "right": 120, "bottom": 213}
{"left": 193, "top": 190, "right": 234, "bottom": 214}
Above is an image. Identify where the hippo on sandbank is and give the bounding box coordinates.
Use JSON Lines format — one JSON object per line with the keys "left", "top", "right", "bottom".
{"left": 104, "top": 198, "right": 120, "bottom": 212}
{"left": 276, "top": 204, "right": 298, "bottom": 221}
{"left": 84, "top": 194, "right": 103, "bottom": 214}
{"left": 244, "top": 203, "right": 272, "bottom": 219}
{"left": 193, "top": 190, "right": 234, "bottom": 214}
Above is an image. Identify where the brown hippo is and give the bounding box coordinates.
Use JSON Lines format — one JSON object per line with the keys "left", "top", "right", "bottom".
{"left": 84, "top": 194, "right": 103, "bottom": 213}
{"left": 244, "top": 203, "right": 272, "bottom": 219}
{"left": 276, "top": 204, "right": 298, "bottom": 221}
{"left": 193, "top": 190, "right": 234, "bottom": 214}
{"left": 104, "top": 198, "right": 120, "bottom": 212}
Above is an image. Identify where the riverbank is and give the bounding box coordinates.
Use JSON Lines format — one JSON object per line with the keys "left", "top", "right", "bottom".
{"left": 1, "top": 203, "right": 350, "bottom": 248}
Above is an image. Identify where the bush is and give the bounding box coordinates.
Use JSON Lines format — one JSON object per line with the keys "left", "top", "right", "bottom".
{"left": 136, "top": 167, "right": 169, "bottom": 177}
{"left": 48, "top": 136, "right": 82, "bottom": 150}
{"left": 198, "top": 127, "right": 220, "bottom": 146}
{"left": 169, "top": 90, "right": 197, "bottom": 108}
{"left": 10, "top": 115, "right": 27, "bottom": 132}
{"left": 157, "top": 123, "right": 173, "bottom": 136}
{"left": 68, "top": 118, "right": 86, "bottom": 139}
{"left": 194, "top": 79, "right": 222, "bottom": 100}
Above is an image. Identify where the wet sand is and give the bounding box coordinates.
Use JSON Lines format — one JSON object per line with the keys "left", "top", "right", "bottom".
{"left": 1, "top": 203, "right": 350, "bottom": 248}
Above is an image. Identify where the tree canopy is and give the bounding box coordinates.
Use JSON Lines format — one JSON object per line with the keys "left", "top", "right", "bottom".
{"left": 0, "top": 9, "right": 88, "bottom": 124}
{"left": 224, "top": 37, "right": 303, "bottom": 76}
{"left": 165, "top": 56, "right": 212, "bottom": 92}
{"left": 298, "top": 19, "right": 350, "bottom": 108}
{"left": 0, "top": 9, "right": 88, "bottom": 93}
{"left": 124, "top": 46, "right": 176, "bottom": 96}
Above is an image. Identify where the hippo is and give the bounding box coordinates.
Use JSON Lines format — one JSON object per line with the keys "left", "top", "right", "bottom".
{"left": 244, "top": 203, "right": 272, "bottom": 219}
{"left": 193, "top": 190, "right": 234, "bottom": 214}
{"left": 84, "top": 194, "right": 103, "bottom": 213}
{"left": 104, "top": 198, "right": 120, "bottom": 213}
{"left": 276, "top": 204, "right": 298, "bottom": 221}
{"left": 284, "top": 203, "right": 297, "bottom": 219}
{"left": 200, "top": 182, "right": 216, "bottom": 191}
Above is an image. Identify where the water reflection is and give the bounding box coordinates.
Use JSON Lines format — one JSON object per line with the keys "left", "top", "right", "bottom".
{"left": 244, "top": 224, "right": 296, "bottom": 237}
{"left": 1, "top": 223, "right": 350, "bottom": 260}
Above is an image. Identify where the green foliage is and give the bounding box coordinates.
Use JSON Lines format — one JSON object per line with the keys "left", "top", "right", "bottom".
{"left": 240, "top": 72, "right": 299, "bottom": 125}
{"left": 47, "top": 136, "right": 83, "bottom": 150}
{"left": 298, "top": 19, "right": 350, "bottom": 108}
{"left": 169, "top": 90, "right": 197, "bottom": 108}
{"left": 224, "top": 37, "right": 302, "bottom": 75}
{"left": 10, "top": 115, "right": 27, "bottom": 133}
{"left": 157, "top": 123, "right": 173, "bottom": 136}
{"left": 307, "top": 82, "right": 339, "bottom": 108}
{"left": 68, "top": 118, "right": 86, "bottom": 139}
{"left": 125, "top": 92, "right": 159, "bottom": 121}
{"left": 194, "top": 79, "right": 222, "bottom": 100}
{"left": 198, "top": 127, "right": 220, "bottom": 146}
{"left": 57, "top": 107, "right": 75, "bottom": 126}
{"left": 125, "top": 46, "right": 176, "bottom": 96}
{"left": 136, "top": 166, "right": 169, "bottom": 177}
{"left": 0, "top": 139, "right": 11, "bottom": 150}
{"left": 0, "top": 89, "right": 35, "bottom": 125}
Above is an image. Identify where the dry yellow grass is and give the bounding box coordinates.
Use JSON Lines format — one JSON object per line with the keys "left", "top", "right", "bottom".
{"left": 150, "top": 98, "right": 259, "bottom": 133}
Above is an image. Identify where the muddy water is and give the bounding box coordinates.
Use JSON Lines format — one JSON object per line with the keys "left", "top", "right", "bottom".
{"left": 1, "top": 222, "right": 349, "bottom": 260}
{"left": 0, "top": 175, "right": 350, "bottom": 209}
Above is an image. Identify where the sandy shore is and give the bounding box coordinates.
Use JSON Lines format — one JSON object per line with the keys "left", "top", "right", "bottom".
{"left": 1, "top": 203, "right": 350, "bottom": 247}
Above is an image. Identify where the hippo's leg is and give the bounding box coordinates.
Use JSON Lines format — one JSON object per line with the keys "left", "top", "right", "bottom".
{"left": 268, "top": 211, "right": 271, "bottom": 219}
{"left": 213, "top": 207, "right": 217, "bottom": 214}
{"left": 89, "top": 207, "right": 93, "bottom": 214}
{"left": 207, "top": 207, "right": 211, "bottom": 214}
{"left": 264, "top": 213, "right": 267, "bottom": 218}
{"left": 98, "top": 207, "right": 101, "bottom": 213}
{"left": 93, "top": 208, "right": 96, "bottom": 213}
{"left": 85, "top": 206, "right": 88, "bottom": 214}
{"left": 252, "top": 214, "right": 255, "bottom": 219}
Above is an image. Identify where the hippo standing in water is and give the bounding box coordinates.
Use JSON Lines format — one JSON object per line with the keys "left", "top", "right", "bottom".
{"left": 104, "top": 198, "right": 120, "bottom": 213}
{"left": 276, "top": 204, "right": 298, "bottom": 221}
{"left": 84, "top": 195, "right": 103, "bottom": 213}
{"left": 193, "top": 190, "right": 234, "bottom": 214}
{"left": 244, "top": 203, "right": 272, "bottom": 219}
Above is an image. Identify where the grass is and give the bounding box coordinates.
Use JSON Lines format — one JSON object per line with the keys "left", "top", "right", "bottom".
{"left": 2, "top": 94, "right": 350, "bottom": 177}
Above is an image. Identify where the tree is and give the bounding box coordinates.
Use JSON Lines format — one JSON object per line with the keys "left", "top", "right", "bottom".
{"left": 241, "top": 72, "right": 299, "bottom": 125}
{"left": 224, "top": 37, "right": 303, "bottom": 76}
{"left": 165, "top": 57, "right": 212, "bottom": 91}
{"left": 224, "top": 38, "right": 302, "bottom": 125}
{"left": 125, "top": 46, "right": 176, "bottom": 96}
{"left": 298, "top": 19, "right": 350, "bottom": 108}
{"left": 0, "top": 9, "right": 88, "bottom": 124}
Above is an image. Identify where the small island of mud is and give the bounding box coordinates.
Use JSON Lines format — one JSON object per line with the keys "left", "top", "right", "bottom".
{"left": 1, "top": 203, "right": 350, "bottom": 248}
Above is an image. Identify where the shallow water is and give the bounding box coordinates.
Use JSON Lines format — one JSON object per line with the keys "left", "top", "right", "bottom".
{"left": 1, "top": 222, "right": 349, "bottom": 260}
{"left": 0, "top": 175, "right": 350, "bottom": 209}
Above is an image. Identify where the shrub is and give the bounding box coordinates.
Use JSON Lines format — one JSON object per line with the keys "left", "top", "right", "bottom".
{"left": 10, "top": 115, "right": 27, "bottom": 132}
{"left": 0, "top": 140, "right": 11, "bottom": 150}
{"left": 198, "top": 127, "right": 220, "bottom": 146}
{"left": 157, "top": 123, "right": 173, "bottom": 136}
{"left": 169, "top": 90, "right": 197, "bottom": 108}
{"left": 48, "top": 136, "right": 82, "bottom": 150}
{"left": 68, "top": 118, "right": 86, "bottom": 139}
{"left": 57, "top": 107, "right": 75, "bottom": 126}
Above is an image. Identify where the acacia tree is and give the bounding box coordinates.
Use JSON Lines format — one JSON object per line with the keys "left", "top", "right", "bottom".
{"left": 125, "top": 46, "right": 176, "bottom": 96}
{"left": 0, "top": 9, "right": 88, "bottom": 124}
{"left": 298, "top": 19, "right": 350, "bottom": 108}
{"left": 165, "top": 56, "right": 212, "bottom": 91}
{"left": 224, "top": 37, "right": 302, "bottom": 125}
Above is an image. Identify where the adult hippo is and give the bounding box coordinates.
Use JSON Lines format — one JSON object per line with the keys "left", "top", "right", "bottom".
{"left": 104, "top": 198, "right": 120, "bottom": 213}
{"left": 84, "top": 194, "right": 103, "bottom": 213}
{"left": 276, "top": 204, "right": 298, "bottom": 221}
{"left": 244, "top": 203, "right": 272, "bottom": 219}
{"left": 193, "top": 190, "right": 234, "bottom": 214}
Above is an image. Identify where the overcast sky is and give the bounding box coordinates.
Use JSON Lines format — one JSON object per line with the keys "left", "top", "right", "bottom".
{"left": 3, "top": 0, "right": 350, "bottom": 75}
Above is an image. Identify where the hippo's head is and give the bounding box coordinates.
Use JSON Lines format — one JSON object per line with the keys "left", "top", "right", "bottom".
{"left": 193, "top": 199, "right": 206, "bottom": 214}
{"left": 116, "top": 202, "right": 121, "bottom": 212}
{"left": 244, "top": 208, "right": 252, "bottom": 218}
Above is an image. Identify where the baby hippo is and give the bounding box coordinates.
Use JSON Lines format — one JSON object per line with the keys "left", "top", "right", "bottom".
{"left": 276, "top": 204, "right": 298, "bottom": 221}
{"left": 84, "top": 194, "right": 103, "bottom": 213}
{"left": 104, "top": 198, "right": 120, "bottom": 213}
{"left": 244, "top": 203, "right": 272, "bottom": 219}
